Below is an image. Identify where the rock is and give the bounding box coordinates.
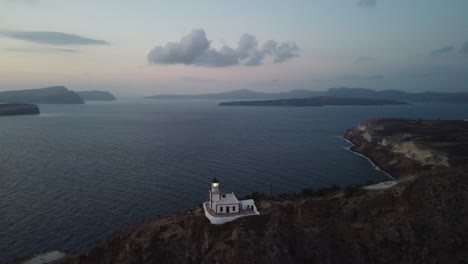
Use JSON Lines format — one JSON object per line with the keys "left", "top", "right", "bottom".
{"left": 56, "top": 176, "right": 468, "bottom": 263}
{"left": 0, "top": 86, "right": 84, "bottom": 104}
{"left": 0, "top": 103, "right": 39, "bottom": 116}
{"left": 344, "top": 118, "right": 468, "bottom": 177}
{"left": 76, "top": 91, "right": 116, "bottom": 101}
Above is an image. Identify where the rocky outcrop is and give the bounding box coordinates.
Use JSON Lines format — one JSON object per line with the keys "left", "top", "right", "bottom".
{"left": 0, "top": 86, "right": 84, "bottom": 104}
{"left": 55, "top": 168, "right": 468, "bottom": 264}
{"left": 76, "top": 91, "right": 116, "bottom": 101}
{"left": 51, "top": 119, "right": 468, "bottom": 264}
{"left": 0, "top": 103, "right": 39, "bottom": 116}
{"left": 344, "top": 119, "right": 468, "bottom": 177}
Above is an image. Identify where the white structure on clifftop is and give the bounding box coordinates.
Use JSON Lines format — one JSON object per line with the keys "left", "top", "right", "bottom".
{"left": 203, "top": 177, "right": 259, "bottom": 225}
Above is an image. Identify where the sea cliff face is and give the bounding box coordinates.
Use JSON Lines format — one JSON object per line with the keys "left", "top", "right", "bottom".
{"left": 49, "top": 119, "right": 468, "bottom": 264}
{"left": 344, "top": 119, "right": 468, "bottom": 177}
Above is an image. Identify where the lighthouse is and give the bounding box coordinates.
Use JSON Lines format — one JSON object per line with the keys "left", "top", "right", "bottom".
{"left": 209, "top": 177, "right": 220, "bottom": 211}
{"left": 208, "top": 177, "right": 240, "bottom": 214}
{"left": 203, "top": 177, "right": 259, "bottom": 224}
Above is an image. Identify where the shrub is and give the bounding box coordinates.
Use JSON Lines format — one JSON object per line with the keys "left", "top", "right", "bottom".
{"left": 314, "top": 184, "right": 342, "bottom": 196}
{"left": 243, "top": 191, "right": 265, "bottom": 200}
{"left": 344, "top": 185, "right": 366, "bottom": 198}
{"left": 300, "top": 188, "right": 315, "bottom": 196}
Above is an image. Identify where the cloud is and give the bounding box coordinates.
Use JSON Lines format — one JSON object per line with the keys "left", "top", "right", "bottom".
{"left": 237, "top": 34, "right": 258, "bottom": 60}
{"left": 357, "top": 0, "right": 376, "bottom": 8}
{"left": 341, "top": 74, "right": 384, "bottom": 80}
{"left": 355, "top": 56, "right": 375, "bottom": 63}
{"left": 0, "top": 30, "right": 109, "bottom": 45}
{"left": 4, "top": 47, "right": 78, "bottom": 53}
{"left": 147, "top": 29, "right": 299, "bottom": 67}
{"left": 262, "top": 40, "right": 299, "bottom": 63}
{"left": 460, "top": 41, "right": 468, "bottom": 54}
{"left": 429, "top": 45, "right": 454, "bottom": 58}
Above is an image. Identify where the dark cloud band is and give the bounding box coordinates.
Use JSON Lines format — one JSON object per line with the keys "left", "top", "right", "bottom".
{"left": 429, "top": 45, "right": 454, "bottom": 58}
{"left": 0, "top": 30, "right": 109, "bottom": 45}
{"left": 4, "top": 47, "right": 79, "bottom": 53}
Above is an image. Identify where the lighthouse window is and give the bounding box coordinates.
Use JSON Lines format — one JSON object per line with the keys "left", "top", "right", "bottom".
{"left": 232, "top": 206, "right": 235, "bottom": 211}
{"left": 220, "top": 207, "right": 223, "bottom": 212}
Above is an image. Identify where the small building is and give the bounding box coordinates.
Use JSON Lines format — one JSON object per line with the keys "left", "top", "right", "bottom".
{"left": 203, "top": 177, "right": 259, "bottom": 225}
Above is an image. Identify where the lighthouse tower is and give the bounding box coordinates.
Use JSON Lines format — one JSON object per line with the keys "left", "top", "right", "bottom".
{"left": 209, "top": 177, "right": 220, "bottom": 211}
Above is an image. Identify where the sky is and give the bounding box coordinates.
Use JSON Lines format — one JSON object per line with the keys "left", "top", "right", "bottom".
{"left": 0, "top": 0, "right": 467, "bottom": 97}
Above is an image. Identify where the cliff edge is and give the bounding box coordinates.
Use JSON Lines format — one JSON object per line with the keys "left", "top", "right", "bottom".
{"left": 344, "top": 118, "right": 468, "bottom": 177}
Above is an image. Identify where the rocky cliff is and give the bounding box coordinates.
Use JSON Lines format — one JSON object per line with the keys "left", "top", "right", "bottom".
{"left": 76, "top": 91, "right": 116, "bottom": 101}
{"left": 0, "top": 103, "right": 39, "bottom": 116}
{"left": 52, "top": 119, "right": 468, "bottom": 264}
{"left": 344, "top": 119, "right": 468, "bottom": 177}
{"left": 0, "top": 86, "right": 84, "bottom": 104}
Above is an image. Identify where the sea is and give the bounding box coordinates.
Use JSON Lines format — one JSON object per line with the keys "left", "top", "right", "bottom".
{"left": 1, "top": 99, "right": 467, "bottom": 262}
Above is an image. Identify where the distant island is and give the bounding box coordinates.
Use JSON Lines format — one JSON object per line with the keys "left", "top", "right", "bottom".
{"left": 147, "top": 87, "right": 468, "bottom": 104}
{"left": 45, "top": 118, "right": 468, "bottom": 264}
{"left": 0, "top": 86, "right": 83, "bottom": 104}
{"left": 0, "top": 103, "right": 39, "bottom": 116}
{"left": 219, "top": 96, "right": 409, "bottom": 107}
{"left": 327, "top": 87, "right": 468, "bottom": 104}
{"left": 76, "top": 91, "right": 116, "bottom": 101}
{"left": 146, "top": 88, "right": 323, "bottom": 100}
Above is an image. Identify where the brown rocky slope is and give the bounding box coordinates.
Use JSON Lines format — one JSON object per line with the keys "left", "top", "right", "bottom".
{"left": 56, "top": 119, "right": 468, "bottom": 264}
{"left": 344, "top": 118, "right": 468, "bottom": 177}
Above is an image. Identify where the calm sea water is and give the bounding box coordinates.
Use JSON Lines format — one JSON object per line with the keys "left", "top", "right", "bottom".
{"left": 1, "top": 100, "right": 467, "bottom": 262}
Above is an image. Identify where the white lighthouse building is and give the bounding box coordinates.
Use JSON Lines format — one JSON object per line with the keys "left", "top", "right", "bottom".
{"left": 203, "top": 177, "right": 259, "bottom": 225}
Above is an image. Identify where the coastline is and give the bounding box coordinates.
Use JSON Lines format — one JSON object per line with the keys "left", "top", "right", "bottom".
{"left": 341, "top": 136, "right": 395, "bottom": 180}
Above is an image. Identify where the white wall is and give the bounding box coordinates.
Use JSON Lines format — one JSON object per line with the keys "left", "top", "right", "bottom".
{"left": 215, "top": 204, "right": 239, "bottom": 214}
{"left": 240, "top": 199, "right": 257, "bottom": 211}
{"left": 204, "top": 202, "right": 258, "bottom": 225}
{"left": 210, "top": 192, "right": 220, "bottom": 202}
